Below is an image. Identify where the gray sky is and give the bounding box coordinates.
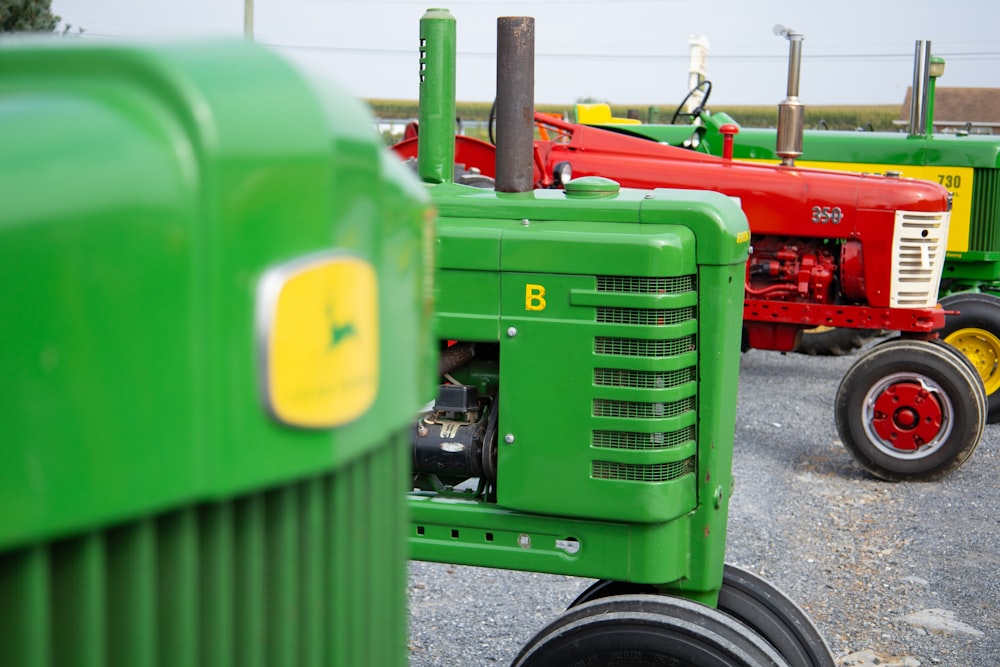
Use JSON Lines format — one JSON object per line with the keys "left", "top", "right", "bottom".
{"left": 51, "top": 0, "right": 1000, "bottom": 107}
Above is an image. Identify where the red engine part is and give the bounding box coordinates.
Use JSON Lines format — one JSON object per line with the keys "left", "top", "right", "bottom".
{"left": 746, "top": 237, "right": 836, "bottom": 304}
{"left": 840, "top": 240, "right": 866, "bottom": 302}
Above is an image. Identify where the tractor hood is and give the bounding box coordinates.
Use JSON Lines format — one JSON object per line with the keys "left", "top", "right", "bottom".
{"left": 533, "top": 117, "right": 952, "bottom": 239}
{"left": 698, "top": 115, "right": 1000, "bottom": 169}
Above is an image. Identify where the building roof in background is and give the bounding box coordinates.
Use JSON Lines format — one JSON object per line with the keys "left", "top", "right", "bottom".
{"left": 900, "top": 87, "right": 1000, "bottom": 124}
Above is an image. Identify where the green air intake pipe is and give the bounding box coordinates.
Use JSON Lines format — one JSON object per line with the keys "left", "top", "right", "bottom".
{"left": 417, "top": 8, "right": 456, "bottom": 184}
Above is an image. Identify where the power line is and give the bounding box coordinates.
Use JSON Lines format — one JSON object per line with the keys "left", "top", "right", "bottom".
{"left": 266, "top": 42, "right": 1000, "bottom": 63}
{"left": 295, "top": 0, "right": 690, "bottom": 3}
{"left": 74, "top": 32, "right": 1000, "bottom": 63}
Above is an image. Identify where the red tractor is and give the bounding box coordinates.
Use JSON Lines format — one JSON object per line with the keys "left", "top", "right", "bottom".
{"left": 393, "top": 101, "right": 986, "bottom": 484}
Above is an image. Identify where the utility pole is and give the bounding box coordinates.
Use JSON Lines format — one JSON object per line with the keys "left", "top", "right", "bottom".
{"left": 244, "top": 0, "right": 254, "bottom": 39}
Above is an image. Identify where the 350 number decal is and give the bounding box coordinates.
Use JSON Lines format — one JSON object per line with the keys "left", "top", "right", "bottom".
{"left": 937, "top": 173, "right": 962, "bottom": 188}
{"left": 811, "top": 206, "right": 844, "bottom": 224}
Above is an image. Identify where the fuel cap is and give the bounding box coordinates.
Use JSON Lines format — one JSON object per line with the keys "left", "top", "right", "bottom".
{"left": 564, "top": 176, "right": 620, "bottom": 198}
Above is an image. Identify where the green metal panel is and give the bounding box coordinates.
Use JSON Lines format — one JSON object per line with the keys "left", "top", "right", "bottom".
{"left": 434, "top": 270, "right": 502, "bottom": 340}
{"left": 497, "top": 269, "right": 700, "bottom": 523}
{"left": 1, "top": 39, "right": 431, "bottom": 667}
{"left": 500, "top": 220, "right": 696, "bottom": 275}
{"left": 409, "top": 495, "right": 691, "bottom": 584}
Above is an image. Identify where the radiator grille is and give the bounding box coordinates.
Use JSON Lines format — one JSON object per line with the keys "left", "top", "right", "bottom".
{"left": 594, "top": 367, "right": 695, "bottom": 389}
{"left": 891, "top": 210, "right": 950, "bottom": 307}
{"left": 592, "top": 459, "right": 695, "bottom": 483}
{"left": 592, "top": 427, "right": 695, "bottom": 450}
{"left": 594, "top": 335, "right": 695, "bottom": 358}
{"left": 0, "top": 435, "right": 408, "bottom": 666}
{"left": 597, "top": 306, "right": 695, "bottom": 326}
{"left": 593, "top": 397, "right": 695, "bottom": 420}
{"left": 585, "top": 272, "right": 698, "bottom": 501}
{"left": 596, "top": 275, "right": 696, "bottom": 294}
{"left": 968, "top": 168, "right": 1000, "bottom": 254}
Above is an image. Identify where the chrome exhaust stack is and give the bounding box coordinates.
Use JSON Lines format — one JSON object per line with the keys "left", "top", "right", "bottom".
{"left": 774, "top": 25, "right": 805, "bottom": 167}
{"left": 908, "top": 40, "right": 932, "bottom": 137}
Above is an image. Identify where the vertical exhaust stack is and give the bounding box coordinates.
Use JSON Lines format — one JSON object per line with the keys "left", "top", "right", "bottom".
{"left": 495, "top": 16, "right": 535, "bottom": 193}
{"left": 773, "top": 25, "right": 805, "bottom": 167}
{"left": 417, "top": 8, "right": 457, "bottom": 184}
{"left": 909, "top": 40, "right": 932, "bottom": 137}
{"left": 685, "top": 35, "right": 710, "bottom": 114}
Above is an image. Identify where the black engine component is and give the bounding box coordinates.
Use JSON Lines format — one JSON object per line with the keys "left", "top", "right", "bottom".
{"left": 413, "top": 384, "right": 497, "bottom": 482}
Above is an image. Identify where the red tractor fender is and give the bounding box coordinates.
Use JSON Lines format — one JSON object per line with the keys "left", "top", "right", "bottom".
{"left": 393, "top": 127, "right": 557, "bottom": 186}
{"left": 391, "top": 134, "right": 499, "bottom": 179}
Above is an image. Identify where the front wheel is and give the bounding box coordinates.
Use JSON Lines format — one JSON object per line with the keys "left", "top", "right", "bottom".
{"left": 835, "top": 338, "right": 985, "bottom": 481}
{"left": 938, "top": 292, "right": 1000, "bottom": 423}
{"left": 568, "top": 567, "right": 834, "bottom": 667}
{"left": 717, "top": 566, "right": 834, "bottom": 667}
{"left": 512, "top": 594, "right": 789, "bottom": 667}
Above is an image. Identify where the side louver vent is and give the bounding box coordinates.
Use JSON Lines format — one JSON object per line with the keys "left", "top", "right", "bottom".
{"left": 890, "top": 210, "right": 950, "bottom": 307}
{"left": 594, "top": 367, "right": 695, "bottom": 389}
{"left": 592, "top": 459, "right": 695, "bottom": 483}
{"left": 596, "top": 275, "right": 695, "bottom": 293}
{"left": 593, "top": 398, "right": 696, "bottom": 419}
{"left": 589, "top": 274, "right": 698, "bottom": 489}
{"left": 592, "top": 426, "right": 695, "bottom": 450}
{"left": 597, "top": 306, "right": 695, "bottom": 326}
{"left": 594, "top": 335, "right": 695, "bottom": 357}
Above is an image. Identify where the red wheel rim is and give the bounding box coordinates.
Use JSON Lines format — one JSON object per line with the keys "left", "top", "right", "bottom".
{"left": 870, "top": 380, "right": 944, "bottom": 451}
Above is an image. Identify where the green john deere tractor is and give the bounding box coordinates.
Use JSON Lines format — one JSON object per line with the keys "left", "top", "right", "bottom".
{"left": 1, "top": 38, "right": 434, "bottom": 666}
{"left": 404, "top": 10, "right": 835, "bottom": 666}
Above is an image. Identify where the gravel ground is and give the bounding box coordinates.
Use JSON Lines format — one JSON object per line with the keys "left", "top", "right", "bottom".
{"left": 407, "top": 348, "right": 1000, "bottom": 666}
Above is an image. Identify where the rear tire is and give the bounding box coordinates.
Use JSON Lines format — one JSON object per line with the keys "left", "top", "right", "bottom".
{"left": 512, "top": 594, "right": 788, "bottom": 667}
{"left": 835, "top": 338, "right": 985, "bottom": 481}
{"left": 793, "top": 327, "right": 886, "bottom": 357}
{"left": 938, "top": 292, "right": 1000, "bottom": 423}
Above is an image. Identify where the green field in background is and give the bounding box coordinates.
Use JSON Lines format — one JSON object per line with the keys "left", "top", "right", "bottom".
{"left": 368, "top": 99, "right": 902, "bottom": 132}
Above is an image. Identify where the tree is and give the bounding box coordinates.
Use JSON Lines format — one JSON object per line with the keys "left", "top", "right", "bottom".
{"left": 0, "top": 0, "right": 60, "bottom": 34}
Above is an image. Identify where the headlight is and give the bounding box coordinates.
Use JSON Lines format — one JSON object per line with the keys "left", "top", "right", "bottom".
{"left": 682, "top": 135, "right": 701, "bottom": 150}
{"left": 553, "top": 161, "right": 573, "bottom": 186}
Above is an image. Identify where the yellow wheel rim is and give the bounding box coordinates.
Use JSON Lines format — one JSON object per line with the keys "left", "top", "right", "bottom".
{"left": 945, "top": 326, "right": 1000, "bottom": 396}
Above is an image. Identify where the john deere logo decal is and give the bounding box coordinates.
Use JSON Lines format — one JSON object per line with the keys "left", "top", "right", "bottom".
{"left": 257, "top": 253, "right": 378, "bottom": 428}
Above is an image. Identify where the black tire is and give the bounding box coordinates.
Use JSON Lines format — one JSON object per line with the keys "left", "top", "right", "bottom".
{"left": 568, "top": 568, "right": 834, "bottom": 667}
{"left": 512, "top": 594, "right": 789, "bottom": 667}
{"left": 793, "top": 327, "right": 887, "bottom": 357}
{"left": 926, "top": 338, "right": 989, "bottom": 419}
{"left": 835, "top": 338, "right": 985, "bottom": 481}
{"left": 568, "top": 579, "right": 655, "bottom": 607}
{"left": 717, "top": 566, "right": 835, "bottom": 667}
{"left": 938, "top": 292, "right": 1000, "bottom": 423}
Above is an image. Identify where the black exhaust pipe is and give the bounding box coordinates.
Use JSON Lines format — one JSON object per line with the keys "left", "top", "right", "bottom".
{"left": 495, "top": 17, "right": 535, "bottom": 193}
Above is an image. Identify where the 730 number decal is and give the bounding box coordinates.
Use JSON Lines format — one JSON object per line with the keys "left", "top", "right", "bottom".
{"left": 937, "top": 173, "right": 962, "bottom": 189}
{"left": 811, "top": 205, "right": 844, "bottom": 224}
